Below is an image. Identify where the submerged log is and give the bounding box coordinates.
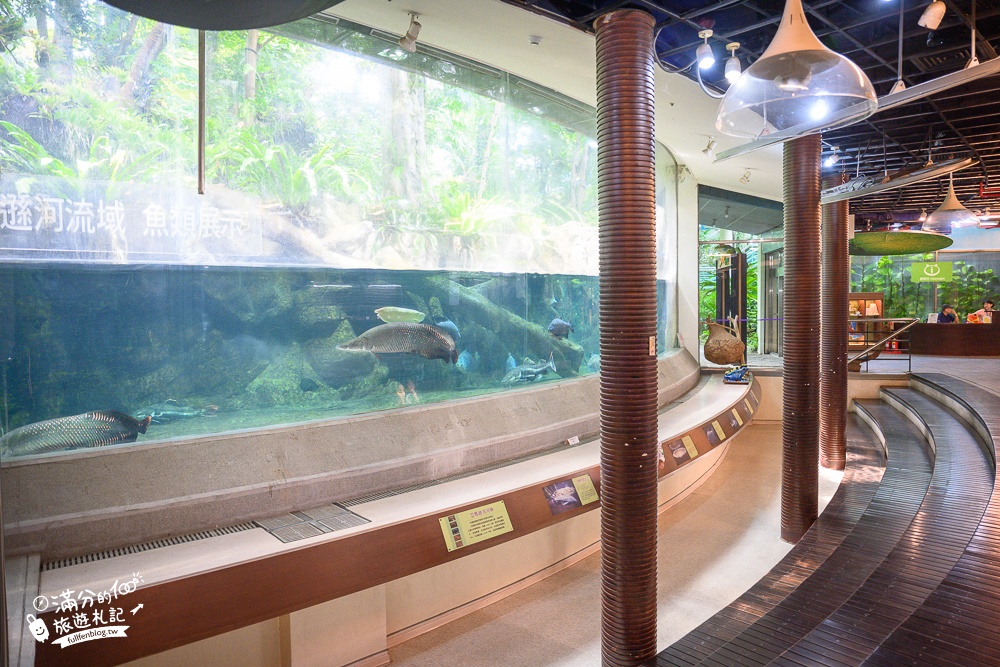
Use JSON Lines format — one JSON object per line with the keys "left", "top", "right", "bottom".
{"left": 421, "top": 276, "right": 584, "bottom": 377}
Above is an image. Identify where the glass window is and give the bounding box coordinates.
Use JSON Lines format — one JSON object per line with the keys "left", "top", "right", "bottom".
{"left": 0, "top": 11, "right": 679, "bottom": 456}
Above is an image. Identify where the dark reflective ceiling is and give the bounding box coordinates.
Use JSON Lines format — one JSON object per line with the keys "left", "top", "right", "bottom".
{"left": 501, "top": 0, "right": 1000, "bottom": 219}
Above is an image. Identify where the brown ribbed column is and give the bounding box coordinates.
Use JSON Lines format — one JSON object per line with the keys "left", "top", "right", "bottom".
{"left": 781, "top": 134, "right": 821, "bottom": 544}
{"left": 820, "top": 172, "right": 849, "bottom": 470}
{"left": 593, "top": 10, "right": 658, "bottom": 666}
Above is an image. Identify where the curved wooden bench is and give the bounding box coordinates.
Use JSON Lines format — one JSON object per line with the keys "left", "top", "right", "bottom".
{"left": 655, "top": 413, "right": 888, "bottom": 666}
{"left": 771, "top": 387, "right": 993, "bottom": 666}
{"left": 656, "top": 375, "right": 997, "bottom": 667}
{"left": 862, "top": 374, "right": 1000, "bottom": 666}
{"left": 657, "top": 401, "right": 937, "bottom": 666}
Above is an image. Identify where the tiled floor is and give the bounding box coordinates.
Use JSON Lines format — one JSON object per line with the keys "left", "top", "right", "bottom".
{"left": 388, "top": 424, "right": 844, "bottom": 666}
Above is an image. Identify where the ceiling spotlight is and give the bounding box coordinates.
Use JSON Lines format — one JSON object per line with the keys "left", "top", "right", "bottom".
{"left": 715, "top": 0, "right": 876, "bottom": 138}
{"left": 398, "top": 13, "right": 421, "bottom": 53}
{"left": 703, "top": 137, "right": 718, "bottom": 157}
{"left": 918, "top": 1, "right": 946, "bottom": 30}
{"left": 724, "top": 42, "right": 742, "bottom": 83}
{"left": 824, "top": 148, "right": 840, "bottom": 167}
{"left": 739, "top": 169, "right": 752, "bottom": 185}
{"left": 697, "top": 29, "right": 716, "bottom": 70}
{"left": 919, "top": 208, "right": 928, "bottom": 222}
{"left": 923, "top": 173, "right": 979, "bottom": 234}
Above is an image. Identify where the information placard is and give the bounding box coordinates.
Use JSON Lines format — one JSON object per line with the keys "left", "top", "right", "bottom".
{"left": 440, "top": 501, "right": 513, "bottom": 552}
{"left": 542, "top": 474, "right": 599, "bottom": 515}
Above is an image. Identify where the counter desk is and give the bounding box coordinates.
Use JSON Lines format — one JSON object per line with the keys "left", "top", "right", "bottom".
{"left": 909, "top": 320, "right": 1000, "bottom": 356}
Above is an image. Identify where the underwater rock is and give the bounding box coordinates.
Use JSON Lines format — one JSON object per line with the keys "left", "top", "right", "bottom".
{"left": 421, "top": 277, "right": 584, "bottom": 377}
{"left": 199, "top": 272, "right": 298, "bottom": 333}
{"left": 300, "top": 377, "right": 321, "bottom": 392}
{"left": 129, "top": 330, "right": 268, "bottom": 408}
{"left": 304, "top": 321, "right": 378, "bottom": 388}
{"left": 293, "top": 289, "right": 347, "bottom": 339}
{"left": 243, "top": 346, "right": 336, "bottom": 408}
{"left": 428, "top": 296, "right": 445, "bottom": 321}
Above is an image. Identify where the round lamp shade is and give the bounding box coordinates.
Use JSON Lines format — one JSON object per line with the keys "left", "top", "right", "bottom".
{"left": 716, "top": 0, "right": 877, "bottom": 138}
{"left": 849, "top": 231, "right": 954, "bottom": 256}
{"left": 922, "top": 174, "right": 979, "bottom": 234}
{"left": 100, "top": 0, "right": 344, "bottom": 30}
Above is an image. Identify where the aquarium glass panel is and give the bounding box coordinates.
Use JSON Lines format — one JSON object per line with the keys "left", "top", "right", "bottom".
{"left": 0, "top": 10, "right": 679, "bottom": 458}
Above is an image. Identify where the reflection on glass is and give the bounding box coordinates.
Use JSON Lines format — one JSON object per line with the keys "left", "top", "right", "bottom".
{"left": 0, "top": 10, "right": 680, "bottom": 457}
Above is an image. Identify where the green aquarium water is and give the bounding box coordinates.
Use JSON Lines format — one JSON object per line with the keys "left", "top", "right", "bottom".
{"left": 0, "top": 264, "right": 673, "bottom": 457}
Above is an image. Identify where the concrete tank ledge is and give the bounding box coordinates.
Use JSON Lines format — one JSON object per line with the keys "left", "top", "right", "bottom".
{"left": 3, "top": 349, "right": 700, "bottom": 559}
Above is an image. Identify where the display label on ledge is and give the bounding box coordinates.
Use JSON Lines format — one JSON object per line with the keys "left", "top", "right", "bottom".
{"left": 440, "top": 500, "right": 513, "bottom": 552}
{"left": 543, "top": 474, "right": 600, "bottom": 515}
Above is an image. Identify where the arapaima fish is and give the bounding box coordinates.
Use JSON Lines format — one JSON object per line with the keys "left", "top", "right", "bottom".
{"left": 337, "top": 323, "right": 458, "bottom": 363}
{"left": 1, "top": 410, "right": 152, "bottom": 457}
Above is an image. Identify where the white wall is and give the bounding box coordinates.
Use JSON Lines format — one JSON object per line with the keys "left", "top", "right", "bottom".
{"left": 677, "top": 169, "right": 701, "bottom": 360}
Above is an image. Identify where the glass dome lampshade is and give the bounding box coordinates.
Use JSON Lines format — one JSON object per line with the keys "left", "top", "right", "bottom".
{"left": 922, "top": 173, "right": 979, "bottom": 234}
{"left": 716, "top": 0, "right": 878, "bottom": 138}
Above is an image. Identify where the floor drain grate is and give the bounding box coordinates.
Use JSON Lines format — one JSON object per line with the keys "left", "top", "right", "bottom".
{"left": 255, "top": 503, "right": 370, "bottom": 543}
{"left": 42, "top": 522, "right": 259, "bottom": 571}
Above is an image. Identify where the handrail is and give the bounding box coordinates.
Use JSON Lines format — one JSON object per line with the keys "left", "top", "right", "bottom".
{"left": 848, "top": 318, "right": 920, "bottom": 366}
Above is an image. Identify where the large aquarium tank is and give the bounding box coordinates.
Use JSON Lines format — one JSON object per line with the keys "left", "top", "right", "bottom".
{"left": 0, "top": 8, "right": 679, "bottom": 458}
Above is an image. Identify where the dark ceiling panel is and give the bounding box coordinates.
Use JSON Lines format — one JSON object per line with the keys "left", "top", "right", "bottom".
{"left": 501, "top": 0, "right": 1000, "bottom": 223}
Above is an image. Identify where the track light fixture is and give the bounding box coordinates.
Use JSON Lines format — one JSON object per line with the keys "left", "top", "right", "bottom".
{"left": 696, "top": 29, "right": 715, "bottom": 70}
{"left": 918, "top": 1, "right": 946, "bottom": 30}
{"left": 739, "top": 169, "right": 752, "bottom": 185}
{"left": 724, "top": 42, "right": 742, "bottom": 83}
{"left": 703, "top": 137, "right": 718, "bottom": 157}
{"left": 824, "top": 148, "right": 840, "bottom": 168}
{"left": 919, "top": 208, "right": 928, "bottom": 222}
{"left": 398, "top": 13, "right": 421, "bottom": 53}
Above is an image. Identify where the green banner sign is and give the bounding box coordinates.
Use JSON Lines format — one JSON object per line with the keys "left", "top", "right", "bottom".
{"left": 912, "top": 261, "right": 953, "bottom": 283}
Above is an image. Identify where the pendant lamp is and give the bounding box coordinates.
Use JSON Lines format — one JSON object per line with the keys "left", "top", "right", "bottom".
{"left": 922, "top": 173, "right": 979, "bottom": 234}
{"left": 99, "top": 0, "right": 346, "bottom": 30}
{"left": 716, "top": 0, "right": 877, "bottom": 138}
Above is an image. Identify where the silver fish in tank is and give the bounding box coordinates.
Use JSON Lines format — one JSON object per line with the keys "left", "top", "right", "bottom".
{"left": 547, "top": 318, "right": 573, "bottom": 338}
{"left": 502, "top": 353, "right": 557, "bottom": 383}
{"left": 133, "top": 399, "right": 218, "bottom": 424}
{"left": 337, "top": 323, "right": 458, "bottom": 363}
{"left": 1, "top": 410, "right": 152, "bottom": 457}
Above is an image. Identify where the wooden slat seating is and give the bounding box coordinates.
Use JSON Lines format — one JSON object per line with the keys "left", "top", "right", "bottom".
{"left": 656, "top": 380, "right": 997, "bottom": 667}
{"left": 862, "top": 374, "right": 1000, "bottom": 666}
{"left": 772, "top": 388, "right": 993, "bottom": 666}
{"left": 655, "top": 414, "right": 889, "bottom": 666}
